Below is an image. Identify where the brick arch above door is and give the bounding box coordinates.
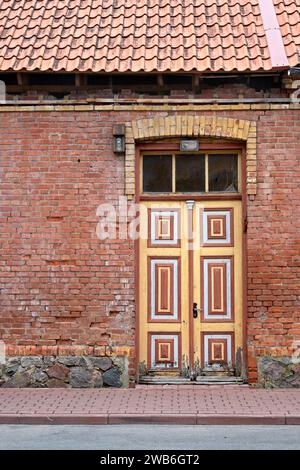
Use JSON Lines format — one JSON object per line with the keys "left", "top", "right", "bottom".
{"left": 124, "top": 115, "right": 257, "bottom": 198}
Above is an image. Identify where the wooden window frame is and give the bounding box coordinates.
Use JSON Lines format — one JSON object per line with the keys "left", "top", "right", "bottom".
{"left": 138, "top": 142, "right": 243, "bottom": 201}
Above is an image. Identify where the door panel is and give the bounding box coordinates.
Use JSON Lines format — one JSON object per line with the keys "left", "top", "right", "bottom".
{"left": 139, "top": 199, "right": 243, "bottom": 376}
{"left": 148, "top": 208, "right": 180, "bottom": 247}
{"left": 201, "top": 332, "right": 234, "bottom": 368}
{"left": 201, "top": 208, "right": 234, "bottom": 246}
{"left": 200, "top": 256, "right": 233, "bottom": 321}
{"left": 148, "top": 333, "right": 181, "bottom": 369}
{"left": 148, "top": 257, "right": 180, "bottom": 322}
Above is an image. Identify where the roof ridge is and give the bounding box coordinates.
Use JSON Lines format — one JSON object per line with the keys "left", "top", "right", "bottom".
{"left": 258, "top": 0, "right": 289, "bottom": 67}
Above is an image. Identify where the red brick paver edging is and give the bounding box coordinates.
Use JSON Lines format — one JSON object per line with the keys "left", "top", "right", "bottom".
{"left": 0, "top": 386, "right": 300, "bottom": 425}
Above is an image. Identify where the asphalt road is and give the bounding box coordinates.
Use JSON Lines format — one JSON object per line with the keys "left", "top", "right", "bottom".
{"left": 0, "top": 425, "right": 299, "bottom": 450}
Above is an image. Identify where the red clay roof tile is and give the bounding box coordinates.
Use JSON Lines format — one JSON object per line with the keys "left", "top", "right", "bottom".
{"left": 274, "top": 0, "right": 300, "bottom": 64}
{"left": 0, "top": 0, "right": 298, "bottom": 73}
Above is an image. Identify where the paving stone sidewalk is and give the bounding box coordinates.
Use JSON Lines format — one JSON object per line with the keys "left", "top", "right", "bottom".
{"left": 0, "top": 385, "right": 300, "bottom": 425}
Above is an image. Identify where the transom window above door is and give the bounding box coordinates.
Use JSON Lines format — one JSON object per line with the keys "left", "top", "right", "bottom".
{"left": 142, "top": 153, "right": 239, "bottom": 194}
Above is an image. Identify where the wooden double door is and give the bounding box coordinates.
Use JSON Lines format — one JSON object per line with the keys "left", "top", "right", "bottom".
{"left": 138, "top": 199, "right": 243, "bottom": 377}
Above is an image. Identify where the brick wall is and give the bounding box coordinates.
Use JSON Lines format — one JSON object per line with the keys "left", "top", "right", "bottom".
{"left": 5, "top": 80, "right": 288, "bottom": 102}
{"left": 0, "top": 102, "right": 299, "bottom": 386}
{"left": 0, "top": 110, "right": 136, "bottom": 383}
{"left": 247, "top": 109, "right": 300, "bottom": 384}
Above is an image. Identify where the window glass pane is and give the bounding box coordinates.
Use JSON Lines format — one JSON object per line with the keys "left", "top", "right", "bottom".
{"left": 208, "top": 154, "right": 238, "bottom": 192}
{"left": 175, "top": 154, "right": 205, "bottom": 192}
{"left": 143, "top": 155, "right": 172, "bottom": 192}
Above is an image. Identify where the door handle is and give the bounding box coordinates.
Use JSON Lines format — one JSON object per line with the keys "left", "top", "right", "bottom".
{"left": 193, "top": 302, "right": 198, "bottom": 318}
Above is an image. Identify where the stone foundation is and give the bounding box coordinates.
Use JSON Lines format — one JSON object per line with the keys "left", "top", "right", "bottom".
{"left": 258, "top": 357, "right": 300, "bottom": 388}
{"left": 0, "top": 356, "right": 128, "bottom": 388}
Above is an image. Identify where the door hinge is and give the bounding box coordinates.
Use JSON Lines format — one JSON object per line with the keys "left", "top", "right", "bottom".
{"left": 243, "top": 215, "right": 248, "bottom": 233}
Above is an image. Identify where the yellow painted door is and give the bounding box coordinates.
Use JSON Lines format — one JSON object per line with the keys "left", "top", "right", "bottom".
{"left": 192, "top": 200, "right": 243, "bottom": 375}
{"left": 138, "top": 201, "right": 189, "bottom": 375}
{"left": 138, "top": 199, "right": 243, "bottom": 377}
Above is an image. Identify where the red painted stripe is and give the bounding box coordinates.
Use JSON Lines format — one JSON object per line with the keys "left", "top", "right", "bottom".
{"left": 258, "top": 0, "right": 289, "bottom": 68}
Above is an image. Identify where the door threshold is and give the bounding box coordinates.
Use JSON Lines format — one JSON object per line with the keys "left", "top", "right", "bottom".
{"left": 139, "top": 375, "right": 245, "bottom": 385}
